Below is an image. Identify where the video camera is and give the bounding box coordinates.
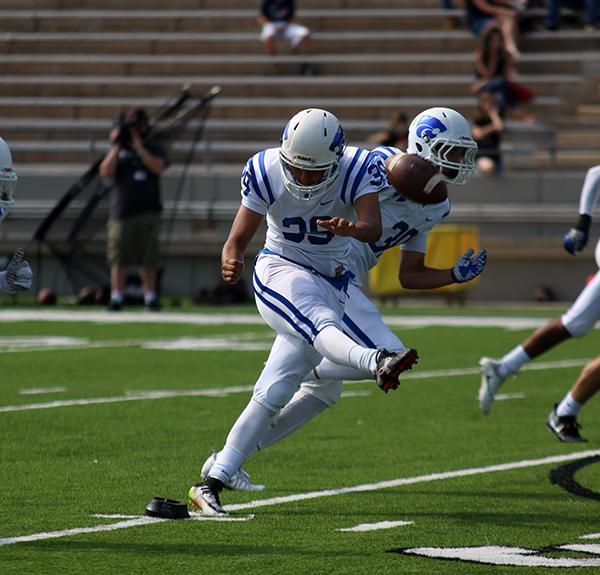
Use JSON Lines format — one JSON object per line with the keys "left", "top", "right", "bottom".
{"left": 114, "top": 109, "right": 149, "bottom": 145}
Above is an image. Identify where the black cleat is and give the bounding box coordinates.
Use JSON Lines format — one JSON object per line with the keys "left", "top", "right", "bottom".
{"left": 107, "top": 300, "right": 122, "bottom": 312}
{"left": 375, "top": 348, "right": 419, "bottom": 393}
{"left": 546, "top": 404, "right": 587, "bottom": 443}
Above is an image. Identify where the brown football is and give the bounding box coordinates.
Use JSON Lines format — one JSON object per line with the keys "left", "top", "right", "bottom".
{"left": 384, "top": 152, "right": 448, "bottom": 204}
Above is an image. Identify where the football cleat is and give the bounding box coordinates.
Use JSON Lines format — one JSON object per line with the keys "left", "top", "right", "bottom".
{"left": 546, "top": 404, "right": 587, "bottom": 443}
{"left": 478, "top": 357, "right": 506, "bottom": 415}
{"left": 187, "top": 483, "right": 228, "bottom": 516}
{"left": 375, "top": 348, "right": 419, "bottom": 393}
{"left": 201, "top": 452, "right": 266, "bottom": 492}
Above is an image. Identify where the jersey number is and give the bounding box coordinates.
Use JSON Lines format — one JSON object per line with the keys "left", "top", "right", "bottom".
{"left": 370, "top": 221, "right": 419, "bottom": 254}
{"left": 282, "top": 216, "right": 334, "bottom": 245}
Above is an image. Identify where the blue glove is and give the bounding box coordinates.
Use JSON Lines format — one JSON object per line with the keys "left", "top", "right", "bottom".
{"left": 563, "top": 214, "right": 591, "bottom": 255}
{"left": 452, "top": 248, "right": 487, "bottom": 283}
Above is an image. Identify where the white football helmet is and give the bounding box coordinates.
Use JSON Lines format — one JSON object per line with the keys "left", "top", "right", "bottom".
{"left": 279, "top": 108, "right": 346, "bottom": 200}
{"left": 407, "top": 107, "right": 477, "bottom": 186}
{"left": 0, "top": 137, "right": 17, "bottom": 222}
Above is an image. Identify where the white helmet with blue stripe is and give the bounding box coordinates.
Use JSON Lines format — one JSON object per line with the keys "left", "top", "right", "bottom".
{"left": 408, "top": 107, "right": 477, "bottom": 186}
{"left": 279, "top": 108, "right": 346, "bottom": 200}
{"left": 0, "top": 137, "right": 17, "bottom": 223}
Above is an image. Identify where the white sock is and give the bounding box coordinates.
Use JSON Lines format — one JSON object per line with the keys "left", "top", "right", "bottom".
{"left": 313, "top": 358, "right": 366, "bottom": 381}
{"left": 111, "top": 290, "right": 123, "bottom": 303}
{"left": 556, "top": 392, "right": 583, "bottom": 417}
{"left": 497, "top": 345, "right": 531, "bottom": 378}
{"left": 208, "top": 398, "right": 273, "bottom": 483}
{"left": 313, "top": 325, "right": 378, "bottom": 375}
{"left": 144, "top": 291, "right": 158, "bottom": 305}
{"left": 257, "top": 391, "right": 328, "bottom": 452}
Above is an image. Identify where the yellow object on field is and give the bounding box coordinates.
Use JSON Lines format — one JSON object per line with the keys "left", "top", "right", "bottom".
{"left": 368, "top": 224, "right": 480, "bottom": 296}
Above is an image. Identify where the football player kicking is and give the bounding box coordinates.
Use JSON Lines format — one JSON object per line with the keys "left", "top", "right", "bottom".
{"left": 479, "top": 164, "right": 600, "bottom": 442}
{"left": 197, "top": 107, "right": 486, "bottom": 499}
{"left": 0, "top": 137, "right": 32, "bottom": 296}
{"left": 188, "top": 108, "right": 420, "bottom": 516}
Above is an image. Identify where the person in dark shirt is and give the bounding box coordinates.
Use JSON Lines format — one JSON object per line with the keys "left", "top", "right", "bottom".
{"left": 471, "top": 90, "right": 505, "bottom": 175}
{"left": 99, "top": 109, "right": 168, "bottom": 311}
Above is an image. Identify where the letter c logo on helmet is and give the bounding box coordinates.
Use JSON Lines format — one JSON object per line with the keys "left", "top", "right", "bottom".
{"left": 415, "top": 115, "right": 447, "bottom": 143}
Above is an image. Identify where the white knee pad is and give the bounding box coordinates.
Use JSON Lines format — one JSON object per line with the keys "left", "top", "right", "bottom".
{"left": 300, "top": 379, "right": 343, "bottom": 406}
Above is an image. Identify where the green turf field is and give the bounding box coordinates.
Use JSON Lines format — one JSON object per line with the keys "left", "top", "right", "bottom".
{"left": 1, "top": 305, "right": 599, "bottom": 574}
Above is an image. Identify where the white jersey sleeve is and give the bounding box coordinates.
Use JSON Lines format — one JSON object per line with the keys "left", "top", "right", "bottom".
{"left": 579, "top": 165, "right": 600, "bottom": 216}
{"left": 240, "top": 150, "right": 278, "bottom": 215}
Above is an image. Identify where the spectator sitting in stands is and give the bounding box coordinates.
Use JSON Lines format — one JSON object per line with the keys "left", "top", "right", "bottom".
{"left": 258, "top": 0, "right": 313, "bottom": 75}
{"left": 545, "top": 0, "right": 598, "bottom": 30}
{"left": 471, "top": 90, "right": 505, "bottom": 176}
{"left": 464, "top": 0, "right": 524, "bottom": 58}
{"left": 471, "top": 23, "right": 535, "bottom": 123}
{"left": 367, "top": 111, "right": 409, "bottom": 149}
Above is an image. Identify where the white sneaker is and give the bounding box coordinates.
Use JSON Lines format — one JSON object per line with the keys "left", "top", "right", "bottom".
{"left": 187, "top": 483, "right": 228, "bottom": 516}
{"left": 201, "top": 452, "right": 267, "bottom": 492}
{"left": 478, "top": 357, "right": 505, "bottom": 415}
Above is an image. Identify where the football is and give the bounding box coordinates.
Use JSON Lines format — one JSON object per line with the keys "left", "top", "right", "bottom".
{"left": 384, "top": 152, "right": 447, "bottom": 204}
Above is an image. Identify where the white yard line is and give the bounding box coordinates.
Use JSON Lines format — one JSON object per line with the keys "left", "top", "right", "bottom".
{"left": 0, "top": 358, "right": 591, "bottom": 414}
{"left": 0, "top": 309, "right": 573, "bottom": 330}
{"left": 1, "top": 450, "right": 597, "bottom": 546}
{"left": 336, "top": 520, "right": 414, "bottom": 532}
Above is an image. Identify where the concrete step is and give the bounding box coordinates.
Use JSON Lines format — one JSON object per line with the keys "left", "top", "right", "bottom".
{"left": 0, "top": 52, "right": 594, "bottom": 77}
{"left": 0, "top": 9, "right": 462, "bottom": 33}
{"left": 0, "top": 73, "right": 579, "bottom": 99}
{"left": 0, "top": 94, "right": 566, "bottom": 122}
{"left": 0, "top": 30, "right": 596, "bottom": 55}
{"left": 2, "top": 0, "right": 445, "bottom": 9}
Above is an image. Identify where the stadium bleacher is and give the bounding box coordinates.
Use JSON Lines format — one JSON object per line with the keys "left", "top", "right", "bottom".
{"left": 1, "top": 0, "right": 599, "bottom": 301}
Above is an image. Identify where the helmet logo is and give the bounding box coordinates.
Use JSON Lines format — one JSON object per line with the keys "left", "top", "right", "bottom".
{"left": 415, "top": 115, "right": 447, "bottom": 143}
{"left": 328, "top": 125, "right": 346, "bottom": 159}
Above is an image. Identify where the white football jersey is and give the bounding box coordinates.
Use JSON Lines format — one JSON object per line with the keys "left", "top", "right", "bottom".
{"left": 347, "top": 145, "right": 451, "bottom": 281}
{"left": 241, "top": 146, "right": 387, "bottom": 277}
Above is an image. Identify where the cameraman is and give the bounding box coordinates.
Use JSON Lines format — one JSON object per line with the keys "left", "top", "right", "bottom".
{"left": 100, "top": 108, "right": 168, "bottom": 311}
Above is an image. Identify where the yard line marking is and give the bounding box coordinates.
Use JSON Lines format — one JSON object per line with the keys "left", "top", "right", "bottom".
{"left": 0, "top": 309, "right": 584, "bottom": 330}
{"left": 494, "top": 393, "right": 526, "bottom": 401}
{"left": 0, "top": 358, "right": 591, "bottom": 414}
{"left": 19, "top": 386, "right": 67, "bottom": 395}
{"left": 1, "top": 450, "right": 597, "bottom": 546}
{"left": 336, "top": 520, "right": 414, "bottom": 532}
{"left": 0, "top": 517, "right": 161, "bottom": 546}
{"left": 225, "top": 450, "right": 600, "bottom": 512}
{"left": 581, "top": 533, "right": 600, "bottom": 539}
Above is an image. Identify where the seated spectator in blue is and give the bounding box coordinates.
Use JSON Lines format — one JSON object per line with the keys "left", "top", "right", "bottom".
{"left": 546, "top": 0, "right": 598, "bottom": 30}
{"left": 465, "top": 0, "right": 523, "bottom": 57}
{"left": 258, "top": 0, "right": 312, "bottom": 74}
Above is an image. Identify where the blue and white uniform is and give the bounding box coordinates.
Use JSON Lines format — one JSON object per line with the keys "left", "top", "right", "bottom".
{"left": 561, "top": 165, "right": 600, "bottom": 337}
{"left": 239, "top": 144, "right": 386, "bottom": 413}
{"left": 243, "top": 145, "right": 386, "bottom": 344}
{"left": 302, "top": 146, "right": 450, "bottom": 405}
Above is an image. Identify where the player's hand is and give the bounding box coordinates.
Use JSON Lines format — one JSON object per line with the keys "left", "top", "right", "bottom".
{"left": 316, "top": 217, "right": 357, "bottom": 237}
{"left": 451, "top": 248, "right": 487, "bottom": 283}
{"left": 564, "top": 214, "right": 591, "bottom": 255}
{"left": 0, "top": 249, "right": 33, "bottom": 294}
{"left": 221, "top": 258, "right": 244, "bottom": 284}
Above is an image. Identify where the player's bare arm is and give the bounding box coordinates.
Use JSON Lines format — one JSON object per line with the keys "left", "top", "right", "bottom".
{"left": 221, "top": 205, "right": 264, "bottom": 284}
{"left": 399, "top": 250, "right": 454, "bottom": 289}
{"left": 316, "top": 192, "right": 381, "bottom": 242}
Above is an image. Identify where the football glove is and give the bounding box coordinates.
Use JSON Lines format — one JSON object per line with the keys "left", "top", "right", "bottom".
{"left": 451, "top": 248, "right": 487, "bottom": 283}
{"left": 563, "top": 214, "right": 591, "bottom": 255}
{"left": 0, "top": 249, "right": 33, "bottom": 294}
